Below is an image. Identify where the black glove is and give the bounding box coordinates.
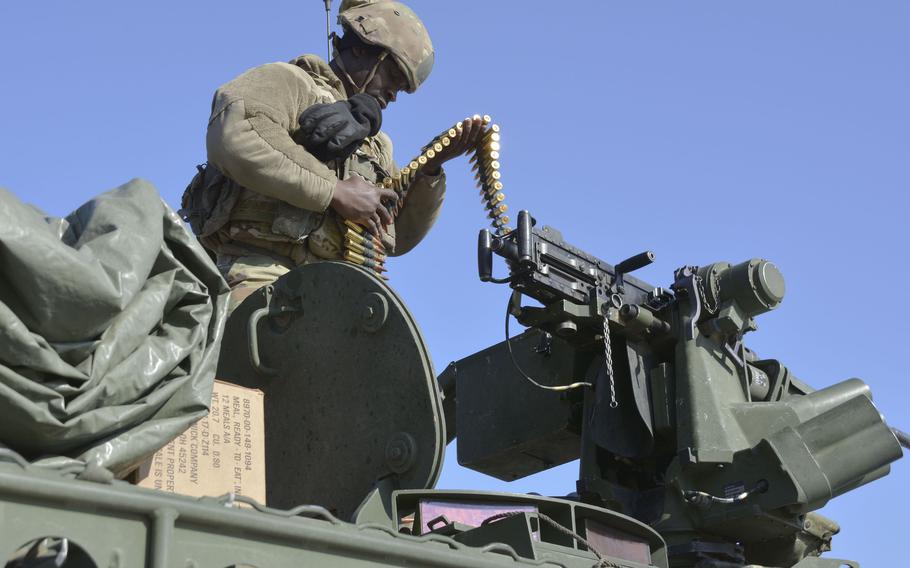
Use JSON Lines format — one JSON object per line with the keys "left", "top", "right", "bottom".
{"left": 295, "top": 93, "right": 383, "bottom": 162}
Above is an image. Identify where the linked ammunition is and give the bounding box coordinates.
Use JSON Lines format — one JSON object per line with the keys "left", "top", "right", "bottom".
{"left": 486, "top": 203, "right": 508, "bottom": 216}
{"left": 483, "top": 141, "right": 501, "bottom": 153}
{"left": 342, "top": 114, "right": 513, "bottom": 274}
{"left": 343, "top": 221, "right": 384, "bottom": 245}
{"left": 346, "top": 239, "right": 387, "bottom": 261}
{"left": 344, "top": 250, "right": 387, "bottom": 272}
{"left": 345, "top": 229, "right": 385, "bottom": 251}
{"left": 481, "top": 160, "right": 501, "bottom": 175}
{"left": 471, "top": 151, "right": 500, "bottom": 166}
{"left": 479, "top": 181, "right": 504, "bottom": 197}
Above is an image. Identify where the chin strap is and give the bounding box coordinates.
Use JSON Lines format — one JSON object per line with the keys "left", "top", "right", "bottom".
{"left": 331, "top": 33, "right": 388, "bottom": 95}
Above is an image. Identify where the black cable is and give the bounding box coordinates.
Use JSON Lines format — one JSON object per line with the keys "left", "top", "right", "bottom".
{"left": 504, "top": 296, "right": 591, "bottom": 392}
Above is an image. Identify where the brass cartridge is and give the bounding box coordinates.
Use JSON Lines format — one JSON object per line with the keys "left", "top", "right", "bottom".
{"left": 483, "top": 141, "right": 501, "bottom": 153}
{"left": 433, "top": 142, "right": 444, "bottom": 153}
{"left": 472, "top": 150, "right": 500, "bottom": 165}
{"left": 486, "top": 203, "right": 508, "bottom": 216}
{"left": 409, "top": 160, "right": 419, "bottom": 171}
{"left": 482, "top": 115, "right": 492, "bottom": 124}
{"left": 346, "top": 240, "right": 388, "bottom": 261}
{"left": 480, "top": 181, "right": 504, "bottom": 197}
{"left": 345, "top": 229, "right": 384, "bottom": 249}
{"left": 483, "top": 132, "right": 501, "bottom": 144}
{"left": 344, "top": 224, "right": 384, "bottom": 247}
{"left": 489, "top": 191, "right": 506, "bottom": 204}
{"left": 471, "top": 160, "right": 500, "bottom": 178}
{"left": 344, "top": 219, "right": 367, "bottom": 235}
{"left": 344, "top": 249, "right": 386, "bottom": 271}
{"left": 344, "top": 249, "right": 366, "bottom": 264}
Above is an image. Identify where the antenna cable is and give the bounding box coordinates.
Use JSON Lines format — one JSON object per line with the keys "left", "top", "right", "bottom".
{"left": 324, "top": 0, "right": 332, "bottom": 61}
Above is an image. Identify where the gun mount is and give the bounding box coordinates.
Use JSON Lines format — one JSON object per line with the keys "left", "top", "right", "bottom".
{"left": 439, "top": 210, "right": 905, "bottom": 567}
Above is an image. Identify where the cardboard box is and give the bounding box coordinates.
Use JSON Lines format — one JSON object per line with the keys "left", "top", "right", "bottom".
{"left": 131, "top": 380, "right": 265, "bottom": 503}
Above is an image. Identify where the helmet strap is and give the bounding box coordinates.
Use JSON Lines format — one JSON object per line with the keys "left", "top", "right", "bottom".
{"left": 332, "top": 33, "right": 388, "bottom": 95}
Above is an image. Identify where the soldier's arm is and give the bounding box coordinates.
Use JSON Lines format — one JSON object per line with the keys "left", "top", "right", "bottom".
{"left": 392, "top": 168, "right": 447, "bottom": 256}
{"left": 206, "top": 63, "right": 337, "bottom": 212}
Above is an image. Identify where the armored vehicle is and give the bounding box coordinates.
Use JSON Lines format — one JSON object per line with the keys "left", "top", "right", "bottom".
{"left": 1, "top": 184, "right": 904, "bottom": 567}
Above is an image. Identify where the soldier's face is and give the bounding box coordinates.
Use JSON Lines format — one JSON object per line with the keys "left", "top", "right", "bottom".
{"left": 363, "top": 56, "right": 408, "bottom": 110}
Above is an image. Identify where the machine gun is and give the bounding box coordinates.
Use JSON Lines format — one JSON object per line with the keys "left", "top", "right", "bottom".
{"left": 439, "top": 210, "right": 906, "bottom": 568}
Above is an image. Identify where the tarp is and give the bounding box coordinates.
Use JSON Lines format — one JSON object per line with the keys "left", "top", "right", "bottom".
{"left": 0, "top": 179, "right": 229, "bottom": 475}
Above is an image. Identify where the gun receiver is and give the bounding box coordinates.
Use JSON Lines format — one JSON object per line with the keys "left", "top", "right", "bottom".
{"left": 478, "top": 209, "right": 659, "bottom": 343}
{"left": 446, "top": 209, "right": 904, "bottom": 567}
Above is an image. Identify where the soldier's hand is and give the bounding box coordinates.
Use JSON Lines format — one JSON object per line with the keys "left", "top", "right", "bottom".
{"left": 423, "top": 116, "right": 486, "bottom": 175}
{"left": 331, "top": 176, "right": 398, "bottom": 236}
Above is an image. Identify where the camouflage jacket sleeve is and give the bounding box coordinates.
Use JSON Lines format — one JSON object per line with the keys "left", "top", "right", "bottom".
{"left": 206, "top": 63, "right": 337, "bottom": 212}
{"left": 379, "top": 133, "right": 447, "bottom": 256}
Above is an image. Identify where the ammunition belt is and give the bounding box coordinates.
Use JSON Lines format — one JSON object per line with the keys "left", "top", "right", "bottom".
{"left": 343, "top": 115, "right": 510, "bottom": 278}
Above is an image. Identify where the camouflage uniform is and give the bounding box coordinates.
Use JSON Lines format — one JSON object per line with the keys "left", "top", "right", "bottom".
{"left": 203, "top": 54, "right": 445, "bottom": 310}
{"left": 195, "top": 1, "right": 441, "bottom": 310}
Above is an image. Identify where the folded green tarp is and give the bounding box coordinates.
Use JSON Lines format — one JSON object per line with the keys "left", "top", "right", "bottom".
{"left": 0, "top": 179, "right": 229, "bottom": 475}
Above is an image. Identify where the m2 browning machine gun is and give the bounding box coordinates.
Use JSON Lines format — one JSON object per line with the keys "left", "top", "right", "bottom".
{"left": 440, "top": 210, "right": 908, "bottom": 568}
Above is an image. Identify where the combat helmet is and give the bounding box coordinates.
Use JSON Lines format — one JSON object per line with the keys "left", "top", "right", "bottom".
{"left": 338, "top": 0, "right": 434, "bottom": 93}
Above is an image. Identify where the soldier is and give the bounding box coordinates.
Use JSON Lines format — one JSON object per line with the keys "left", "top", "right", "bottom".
{"left": 184, "top": 0, "right": 484, "bottom": 310}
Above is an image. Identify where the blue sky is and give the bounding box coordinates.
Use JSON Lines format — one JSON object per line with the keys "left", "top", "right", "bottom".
{"left": 1, "top": 1, "right": 908, "bottom": 566}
